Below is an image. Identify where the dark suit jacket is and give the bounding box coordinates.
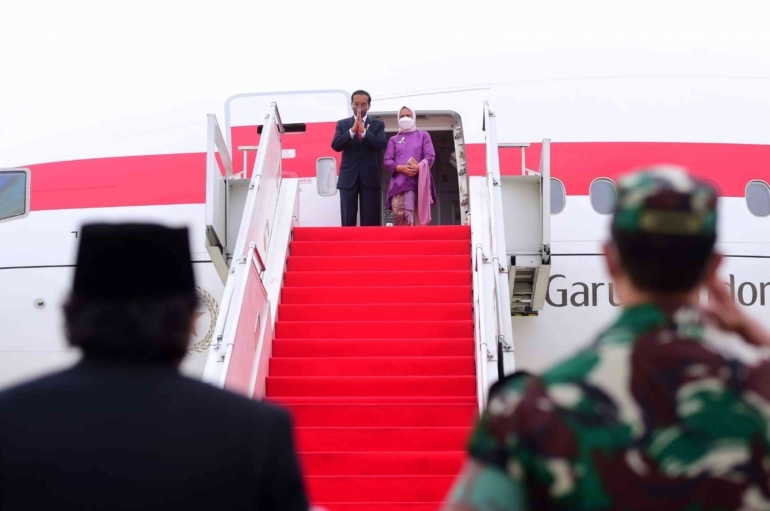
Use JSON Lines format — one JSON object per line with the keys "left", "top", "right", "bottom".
{"left": 0, "top": 356, "right": 308, "bottom": 511}
{"left": 331, "top": 116, "right": 387, "bottom": 189}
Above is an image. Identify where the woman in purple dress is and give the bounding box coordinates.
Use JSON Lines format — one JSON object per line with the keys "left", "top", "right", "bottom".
{"left": 383, "top": 106, "right": 437, "bottom": 226}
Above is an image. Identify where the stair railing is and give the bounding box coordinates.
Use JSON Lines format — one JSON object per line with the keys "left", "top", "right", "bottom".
{"left": 472, "top": 246, "right": 490, "bottom": 412}
{"left": 482, "top": 102, "right": 513, "bottom": 382}
{"left": 202, "top": 103, "right": 285, "bottom": 395}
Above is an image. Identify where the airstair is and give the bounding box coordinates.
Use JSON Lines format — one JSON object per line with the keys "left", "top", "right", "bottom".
{"left": 201, "top": 92, "right": 551, "bottom": 510}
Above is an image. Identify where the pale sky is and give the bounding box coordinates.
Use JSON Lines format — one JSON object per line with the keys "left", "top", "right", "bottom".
{"left": 1, "top": 0, "right": 768, "bottom": 157}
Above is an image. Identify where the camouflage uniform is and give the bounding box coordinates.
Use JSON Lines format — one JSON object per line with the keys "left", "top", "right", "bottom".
{"left": 456, "top": 167, "right": 770, "bottom": 510}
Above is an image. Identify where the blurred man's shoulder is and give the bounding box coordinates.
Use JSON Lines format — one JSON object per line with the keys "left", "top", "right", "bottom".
{"left": 488, "top": 343, "right": 603, "bottom": 407}
{"left": 178, "top": 375, "right": 290, "bottom": 421}
{"left": 0, "top": 368, "right": 77, "bottom": 408}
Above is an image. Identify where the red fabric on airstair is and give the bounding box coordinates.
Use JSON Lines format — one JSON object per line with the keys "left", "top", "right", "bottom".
{"left": 265, "top": 225, "right": 477, "bottom": 511}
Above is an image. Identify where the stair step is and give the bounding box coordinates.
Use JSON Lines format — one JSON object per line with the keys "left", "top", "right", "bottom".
{"left": 271, "top": 357, "right": 475, "bottom": 377}
{"left": 290, "top": 240, "right": 469, "bottom": 257}
{"left": 271, "top": 396, "right": 477, "bottom": 405}
{"left": 296, "top": 427, "right": 472, "bottom": 452}
{"left": 293, "top": 226, "right": 470, "bottom": 242}
{"left": 264, "top": 226, "right": 476, "bottom": 510}
{"left": 271, "top": 339, "right": 473, "bottom": 358}
{"left": 308, "top": 475, "right": 456, "bottom": 503}
{"left": 275, "top": 320, "right": 474, "bottom": 339}
{"left": 301, "top": 451, "right": 465, "bottom": 476}
{"left": 309, "top": 477, "right": 455, "bottom": 506}
{"left": 266, "top": 376, "right": 476, "bottom": 398}
{"left": 281, "top": 286, "right": 472, "bottom": 304}
{"left": 283, "top": 271, "right": 471, "bottom": 287}
{"left": 278, "top": 303, "right": 472, "bottom": 322}
{"left": 313, "top": 504, "right": 445, "bottom": 511}
{"left": 287, "top": 255, "right": 470, "bottom": 272}
{"left": 285, "top": 403, "right": 478, "bottom": 427}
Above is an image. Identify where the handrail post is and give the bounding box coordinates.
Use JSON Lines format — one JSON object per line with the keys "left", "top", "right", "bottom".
{"left": 541, "top": 138, "right": 551, "bottom": 258}
{"left": 207, "top": 114, "right": 234, "bottom": 178}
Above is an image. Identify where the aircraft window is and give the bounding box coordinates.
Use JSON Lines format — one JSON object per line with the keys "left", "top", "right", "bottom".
{"left": 746, "top": 180, "right": 770, "bottom": 217}
{"left": 550, "top": 178, "right": 565, "bottom": 214}
{"left": 589, "top": 178, "right": 616, "bottom": 215}
{"left": 0, "top": 169, "right": 30, "bottom": 223}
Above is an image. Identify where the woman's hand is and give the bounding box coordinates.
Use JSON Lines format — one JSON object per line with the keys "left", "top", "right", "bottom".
{"left": 396, "top": 164, "right": 418, "bottom": 176}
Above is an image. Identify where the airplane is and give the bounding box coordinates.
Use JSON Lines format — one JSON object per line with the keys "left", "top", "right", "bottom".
{"left": 1, "top": 49, "right": 769, "bottom": 395}
{"left": 2, "top": 46, "right": 770, "bottom": 510}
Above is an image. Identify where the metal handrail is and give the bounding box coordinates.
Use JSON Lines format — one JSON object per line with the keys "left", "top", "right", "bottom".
{"left": 473, "top": 246, "right": 490, "bottom": 412}
{"left": 483, "top": 102, "right": 510, "bottom": 381}
{"left": 237, "top": 145, "right": 259, "bottom": 176}
{"left": 207, "top": 115, "right": 234, "bottom": 178}
{"left": 498, "top": 142, "right": 529, "bottom": 176}
{"left": 230, "top": 103, "right": 284, "bottom": 264}
{"left": 202, "top": 243, "right": 253, "bottom": 388}
{"left": 205, "top": 115, "right": 234, "bottom": 254}
{"left": 487, "top": 173, "right": 507, "bottom": 380}
{"left": 202, "top": 103, "right": 284, "bottom": 390}
{"left": 219, "top": 244, "right": 259, "bottom": 383}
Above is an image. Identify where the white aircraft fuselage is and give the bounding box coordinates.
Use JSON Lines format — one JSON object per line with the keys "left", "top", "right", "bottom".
{"left": 1, "top": 60, "right": 769, "bottom": 390}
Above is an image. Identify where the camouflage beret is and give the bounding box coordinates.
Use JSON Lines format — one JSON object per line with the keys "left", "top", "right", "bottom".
{"left": 612, "top": 165, "right": 718, "bottom": 236}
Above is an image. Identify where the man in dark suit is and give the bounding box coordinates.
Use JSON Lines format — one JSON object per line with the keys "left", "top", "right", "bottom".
{"left": 331, "top": 89, "right": 387, "bottom": 226}
{"left": 0, "top": 223, "right": 309, "bottom": 511}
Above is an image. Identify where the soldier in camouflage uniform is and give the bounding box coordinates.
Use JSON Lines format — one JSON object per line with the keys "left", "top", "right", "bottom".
{"left": 442, "top": 166, "right": 770, "bottom": 511}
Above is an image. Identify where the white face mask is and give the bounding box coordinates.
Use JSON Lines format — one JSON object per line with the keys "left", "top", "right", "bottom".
{"left": 398, "top": 116, "right": 415, "bottom": 130}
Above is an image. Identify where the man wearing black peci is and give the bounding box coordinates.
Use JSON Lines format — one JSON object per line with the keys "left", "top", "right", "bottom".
{"left": 331, "top": 89, "right": 387, "bottom": 226}
{"left": 0, "top": 223, "right": 309, "bottom": 511}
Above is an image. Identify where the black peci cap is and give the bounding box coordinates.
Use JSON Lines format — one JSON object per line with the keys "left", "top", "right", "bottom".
{"left": 72, "top": 223, "right": 196, "bottom": 300}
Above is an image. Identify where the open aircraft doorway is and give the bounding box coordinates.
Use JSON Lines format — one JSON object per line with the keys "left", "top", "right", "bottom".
{"left": 370, "top": 110, "right": 469, "bottom": 226}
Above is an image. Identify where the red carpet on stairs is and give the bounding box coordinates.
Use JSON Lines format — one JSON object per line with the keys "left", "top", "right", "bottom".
{"left": 265, "top": 225, "right": 477, "bottom": 511}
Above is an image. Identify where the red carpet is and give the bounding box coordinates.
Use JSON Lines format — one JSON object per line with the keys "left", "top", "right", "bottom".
{"left": 265, "top": 226, "right": 477, "bottom": 511}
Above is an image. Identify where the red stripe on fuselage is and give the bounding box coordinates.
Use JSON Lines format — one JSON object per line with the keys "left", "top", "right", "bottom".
{"left": 465, "top": 142, "right": 767, "bottom": 197}
{"left": 23, "top": 122, "right": 769, "bottom": 211}
{"left": 231, "top": 122, "right": 341, "bottom": 179}
{"left": 29, "top": 153, "right": 205, "bottom": 211}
